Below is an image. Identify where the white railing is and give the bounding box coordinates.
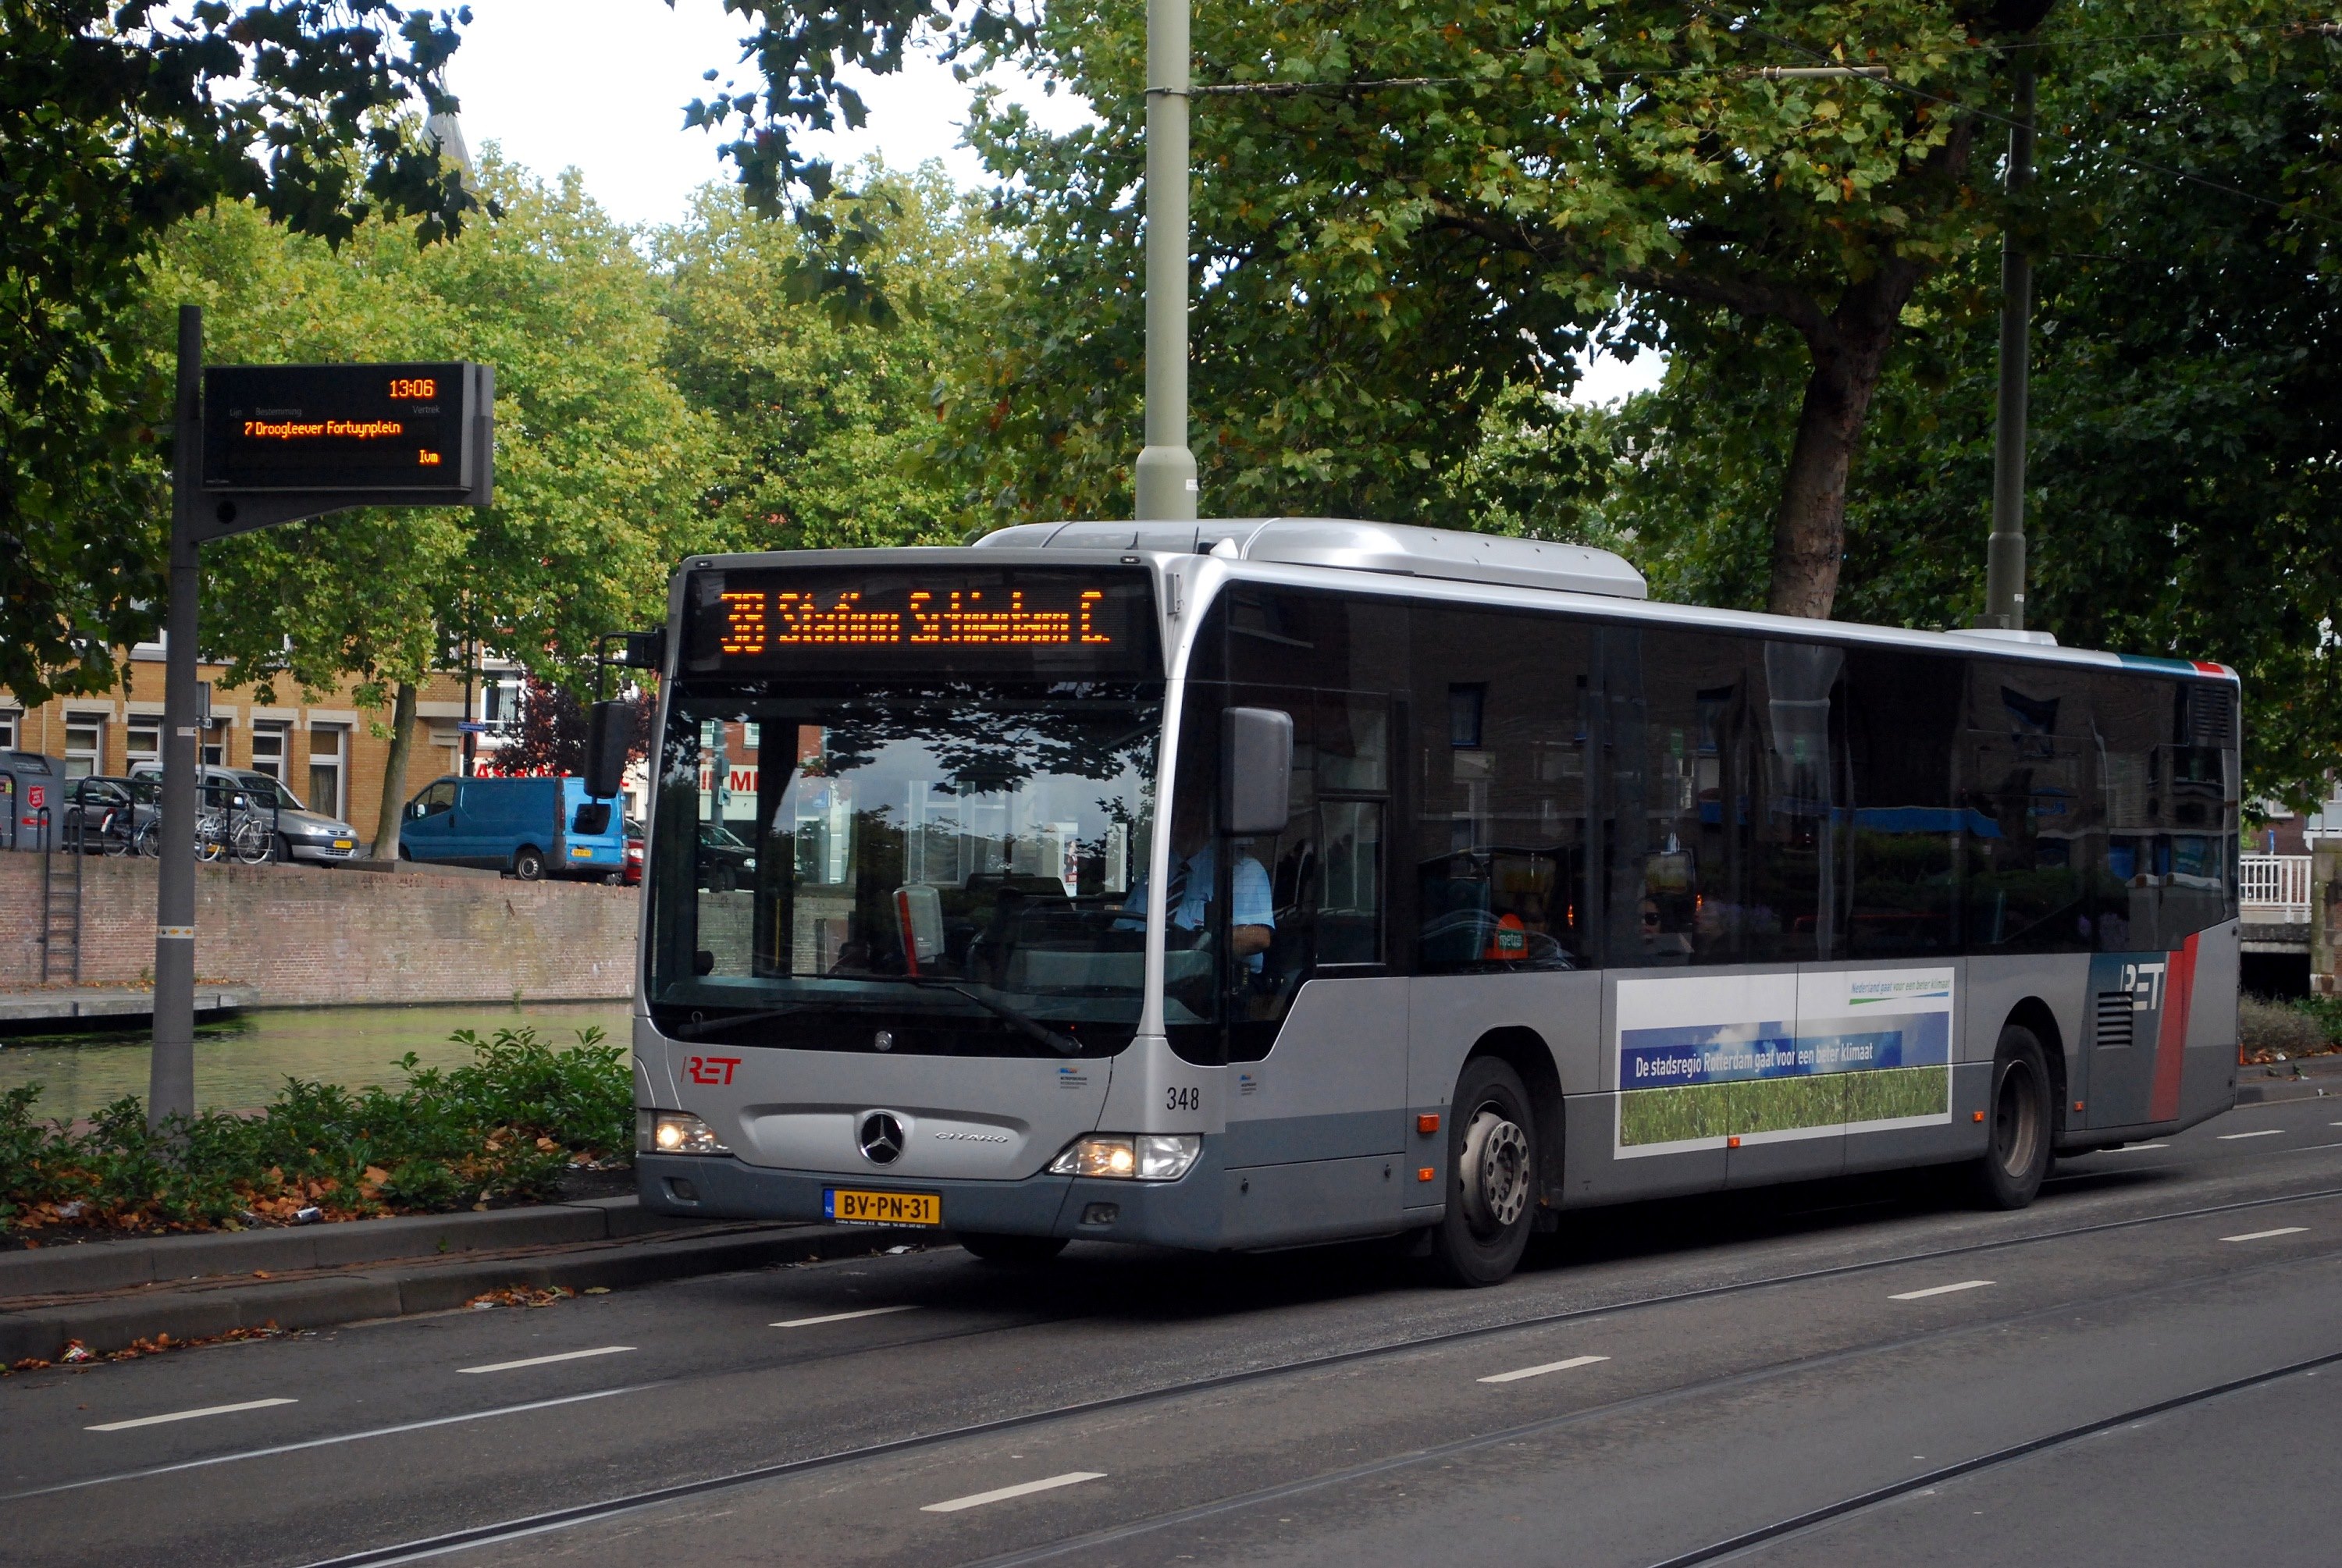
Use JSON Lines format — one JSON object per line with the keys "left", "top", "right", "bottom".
{"left": 2240, "top": 853, "right": 2312, "bottom": 919}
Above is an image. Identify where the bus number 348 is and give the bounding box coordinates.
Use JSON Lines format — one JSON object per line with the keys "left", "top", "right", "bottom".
{"left": 1165, "top": 1086, "right": 1201, "bottom": 1112}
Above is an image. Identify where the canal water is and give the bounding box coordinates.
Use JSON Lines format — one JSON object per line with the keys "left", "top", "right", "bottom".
{"left": 0, "top": 1001, "right": 632, "bottom": 1122}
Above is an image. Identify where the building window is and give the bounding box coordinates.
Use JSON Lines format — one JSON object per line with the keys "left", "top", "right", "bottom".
{"left": 64, "top": 712, "right": 106, "bottom": 779}
{"left": 250, "top": 722, "right": 290, "bottom": 784}
{"left": 201, "top": 720, "right": 229, "bottom": 769}
{"left": 126, "top": 716, "right": 162, "bottom": 774}
{"left": 0, "top": 710, "right": 18, "bottom": 751}
{"left": 482, "top": 678, "right": 525, "bottom": 733}
{"left": 308, "top": 725, "right": 347, "bottom": 819}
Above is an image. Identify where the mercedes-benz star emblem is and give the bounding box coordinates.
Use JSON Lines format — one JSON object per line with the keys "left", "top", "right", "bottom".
{"left": 858, "top": 1112, "right": 906, "bottom": 1165}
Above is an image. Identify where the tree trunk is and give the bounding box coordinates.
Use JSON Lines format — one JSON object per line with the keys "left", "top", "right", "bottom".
{"left": 368, "top": 681, "right": 418, "bottom": 861}
{"left": 1764, "top": 276, "right": 1916, "bottom": 620}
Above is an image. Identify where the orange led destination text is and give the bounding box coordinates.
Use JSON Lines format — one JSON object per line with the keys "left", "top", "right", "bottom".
{"left": 240, "top": 418, "right": 407, "bottom": 441}
{"left": 717, "top": 588, "right": 1114, "bottom": 653}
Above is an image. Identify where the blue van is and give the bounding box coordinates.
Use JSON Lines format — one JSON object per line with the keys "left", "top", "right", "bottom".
{"left": 397, "top": 775, "right": 625, "bottom": 881}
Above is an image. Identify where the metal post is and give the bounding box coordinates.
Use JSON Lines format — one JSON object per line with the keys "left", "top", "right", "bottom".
{"left": 1134, "top": 0, "right": 1198, "bottom": 521}
{"left": 1982, "top": 63, "right": 2035, "bottom": 631}
{"left": 151, "top": 304, "right": 202, "bottom": 1127}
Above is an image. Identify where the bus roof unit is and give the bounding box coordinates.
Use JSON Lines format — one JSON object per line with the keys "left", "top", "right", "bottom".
{"left": 976, "top": 517, "right": 1649, "bottom": 601}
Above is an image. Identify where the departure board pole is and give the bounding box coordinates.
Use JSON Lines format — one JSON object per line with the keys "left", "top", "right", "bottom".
{"left": 151, "top": 305, "right": 203, "bottom": 1127}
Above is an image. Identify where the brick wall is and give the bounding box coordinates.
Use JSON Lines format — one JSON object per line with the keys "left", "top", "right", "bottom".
{"left": 0, "top": 853, "right": 637, "bottom": 1005}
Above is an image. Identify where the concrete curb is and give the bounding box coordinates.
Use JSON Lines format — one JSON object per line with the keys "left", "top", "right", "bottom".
{"left": 0, "top": 1195, "right": 691, "bottom": 1300}
{"left": 2236, "top": 1079, "right": 2340, "bottom": 1104}
{"left": 0, "top": 1219, "right": 928, "bottom": 1364}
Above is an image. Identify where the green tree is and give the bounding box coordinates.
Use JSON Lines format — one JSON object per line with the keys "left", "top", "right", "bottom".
{"left": 655, "top": 170, "right": 985, "bottom": 549}
{"left": 1607, "top": 13, "right": 2341, "bottom": 802}
{"left": 2, "top": 0, "right": 474, "bottom": 707}
{"left": 692, "top": 0, "right": 2073, "bottom": 613}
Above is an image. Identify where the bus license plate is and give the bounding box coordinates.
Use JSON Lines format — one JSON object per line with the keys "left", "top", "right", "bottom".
{"left": 825, "top": 1188, "right": 941, "bottom": 1227}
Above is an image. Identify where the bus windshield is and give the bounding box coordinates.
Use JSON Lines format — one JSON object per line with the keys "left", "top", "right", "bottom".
{"left": 647, "top": 684, "right": 1160, "bottom": 1058}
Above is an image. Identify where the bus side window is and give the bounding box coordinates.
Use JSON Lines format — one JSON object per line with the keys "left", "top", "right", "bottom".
{"left": 1417, "top": 609, "right": 1591, "bottom": 972}
{"left": 1844, "top": 649, "right": 1962, "bottom": 956}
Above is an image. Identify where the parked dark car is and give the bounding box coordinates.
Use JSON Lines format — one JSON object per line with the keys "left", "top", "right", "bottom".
{"left": 59, "top": 777, "right": 136, "bottom": 853}
{"left": 697, "top": 822, "right": 756, "bottom": 892}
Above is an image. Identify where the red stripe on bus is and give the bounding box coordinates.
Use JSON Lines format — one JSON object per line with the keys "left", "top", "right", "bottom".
{"left": 2151, "top": 933, "right": 2199, "bottom": 1122}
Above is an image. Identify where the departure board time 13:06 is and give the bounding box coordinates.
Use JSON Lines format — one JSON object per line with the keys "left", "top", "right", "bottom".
{"left": 683, "top": 568, "right": 1160, "bottom": 679}
{"left": 202, "top": 363, "right": 479, "bottom": 494}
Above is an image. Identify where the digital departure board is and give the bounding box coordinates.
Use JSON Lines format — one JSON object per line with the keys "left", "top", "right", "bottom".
{"left": 202, "top": 363, "right": 488, "bottom": 496}
{"left": 682, "top": 567, "right": 1161, "bottom": 679}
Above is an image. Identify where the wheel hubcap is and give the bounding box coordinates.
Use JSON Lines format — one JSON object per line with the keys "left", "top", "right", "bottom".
{"left": 1458, "top": 1108, "right": 1532, "bottom": 1234}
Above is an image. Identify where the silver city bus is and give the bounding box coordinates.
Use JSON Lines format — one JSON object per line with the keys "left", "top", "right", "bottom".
{"left": 633, "top": 520, "right": 2241, "bottom": 1284}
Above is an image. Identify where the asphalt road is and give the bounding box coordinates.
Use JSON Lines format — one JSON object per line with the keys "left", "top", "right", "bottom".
{"left": 7, "top": 1090, "right": 2342, "bottom": 1568}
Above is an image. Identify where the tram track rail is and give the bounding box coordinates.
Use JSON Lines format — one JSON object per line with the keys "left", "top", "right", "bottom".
{"left": 285, "top": 1177, "right": 2342, "bottom": 1567}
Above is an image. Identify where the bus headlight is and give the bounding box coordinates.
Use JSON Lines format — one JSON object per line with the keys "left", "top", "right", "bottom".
{"left": 1048, "top": 1134, "right": 1200, "bottom": 1182}
{"left": 638, "top": 1109, "right": 731, "bottom": 1156}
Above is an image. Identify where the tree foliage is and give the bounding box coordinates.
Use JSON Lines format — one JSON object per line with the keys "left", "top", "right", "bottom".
{"left": 1607, "top": 8, "right": 2342, "bottom": 802}
{"left": 655, "top": 171, "right": 984, "bottom": 549}
{"left": 2, "top": 0, "right": 475, "bottom": 706}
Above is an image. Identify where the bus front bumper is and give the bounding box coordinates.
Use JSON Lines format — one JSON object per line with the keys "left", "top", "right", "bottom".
{"left": 637, "top": 1150, "right": 1228, "bottom": 1249}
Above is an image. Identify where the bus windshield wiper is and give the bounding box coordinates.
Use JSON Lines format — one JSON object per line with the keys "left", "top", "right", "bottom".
{"left": 670, "top": 1004, "right": 810, "bottom": 1040}
{"left": 901, "top": 979, "right": 1084, "bottom": 1057}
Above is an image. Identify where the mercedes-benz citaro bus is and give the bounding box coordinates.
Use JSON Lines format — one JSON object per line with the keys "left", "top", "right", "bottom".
{"left": 633, "top": 519, "right": 2241, "bottom": 1285}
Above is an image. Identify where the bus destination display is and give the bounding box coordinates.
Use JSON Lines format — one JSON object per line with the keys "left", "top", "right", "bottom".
{"left": 685, "top": 568, "right": 1159, "bottom": 678}
{"left": 203, "top": 363, "right": 481, "bottom": 494}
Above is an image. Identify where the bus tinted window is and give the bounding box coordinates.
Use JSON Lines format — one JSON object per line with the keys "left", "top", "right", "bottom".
{"left": 1414, "top": 606, "right": 1591, "bottom": 972}
{"left": 1845, "top": 648, "right": 1962, "bottom": 955}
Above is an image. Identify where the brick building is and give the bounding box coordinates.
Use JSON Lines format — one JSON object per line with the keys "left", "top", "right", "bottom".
{"left": 1, "top": 638, "right": 531, "bottom": 839}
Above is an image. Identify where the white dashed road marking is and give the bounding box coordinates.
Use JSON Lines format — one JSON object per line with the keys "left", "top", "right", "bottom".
{"left": 2105, "top": 1143, "right": 2169, "bottom": 1152}
{"left": 1479, "top": 1355, "right": 1611, "bottom": 1385}
{"left": 458, "top": 1346, "right": 635, "bottom": 1374}
{"left": 922, "top": 1472, "right": 1105, "bottom": 1513}
{"left": 87, "top": 1398, "right": 297, "bottom": 1432}
{"left": 2219, "top": 1129, "right": 2284, "bottom": 1140}
{"left": 771, "top": 1305, "right": 922, "bottom": 1329}
{"left": 2220, "top": 1227, "right": 2309, "bottom": 1243}
{"left": 1890, "top": 1279, "right": 1995, "bottom": 1301}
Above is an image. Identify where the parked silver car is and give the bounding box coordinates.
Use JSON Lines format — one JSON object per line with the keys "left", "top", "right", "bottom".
{"left": 126, "top": 763, "right": 363, "bottom": 865}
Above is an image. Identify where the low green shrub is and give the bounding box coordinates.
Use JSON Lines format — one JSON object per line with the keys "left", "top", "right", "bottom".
{"left": 0, "top": 1025, "right": 630, "bottom": 1239}
{"left": 2287, "top": 994, "right": 2342, "bottom": 1049}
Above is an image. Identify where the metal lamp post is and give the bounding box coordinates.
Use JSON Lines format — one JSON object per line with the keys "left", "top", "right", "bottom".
{"left": 1134, "top": 0, "right": 1198, "bottom": 522}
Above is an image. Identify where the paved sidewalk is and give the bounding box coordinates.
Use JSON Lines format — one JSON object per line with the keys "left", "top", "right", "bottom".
{"left": 2237, "top": 1051, "right": 2342, "bottom": 1104}
{"left": 1, "top": 1197, "right": 924, "bottom": 1364}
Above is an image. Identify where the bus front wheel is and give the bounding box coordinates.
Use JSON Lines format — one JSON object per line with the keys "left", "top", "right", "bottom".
{"left": 1430, "top": 1056, "right": 1537, "bottom": 1287}
{"left": 1970, "top": 1026, "right": 2052, "bottom": 1210}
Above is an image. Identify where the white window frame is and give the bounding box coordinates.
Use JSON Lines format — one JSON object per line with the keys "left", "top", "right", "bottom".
{"left": 249, "top": 720, "right": 292, "bottom": 784}
{"left": 125, "top": 714, "right": 162, "bottom": 775}
{"left": 63, "top": 711, "right": 107, "bottom": 779}
{"left": 0, "top": 709, "right": 19, "bottom": 751}
{"left": 308, "top": 724, "right": 348, "bottom": 820}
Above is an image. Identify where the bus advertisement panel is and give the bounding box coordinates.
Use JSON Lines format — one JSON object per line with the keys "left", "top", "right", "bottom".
{"left": 1615, "top": 969, "right": 1956, "bottom": 1157}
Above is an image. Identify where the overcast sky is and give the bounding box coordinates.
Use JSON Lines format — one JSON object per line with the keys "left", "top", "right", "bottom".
{"left": 440, "top": 0, "right": 1662, "bottom": 403}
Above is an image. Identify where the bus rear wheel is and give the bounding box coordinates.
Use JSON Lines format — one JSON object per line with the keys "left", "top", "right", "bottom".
{"left": 1970, "top": 1026, "right": 2052, "bottom": 1210}
{"left": 1430, "top": 1056, "right": 1537, "bottom": 1287}
{"left": 956, "top": 1232, "right": 1068, "bottom": 1264}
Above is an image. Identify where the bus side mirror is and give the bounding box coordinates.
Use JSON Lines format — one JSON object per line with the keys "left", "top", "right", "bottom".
{"left": 586, "top": 699, "right": 633, "bottom": 801}
{"left": 1223, "top": 707, "right": 1294, "bottom": 836}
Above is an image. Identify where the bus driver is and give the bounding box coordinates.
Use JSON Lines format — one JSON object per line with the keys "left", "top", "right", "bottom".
{"left": 1123, "top": 787, "right": 1274, "bottom": 970}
